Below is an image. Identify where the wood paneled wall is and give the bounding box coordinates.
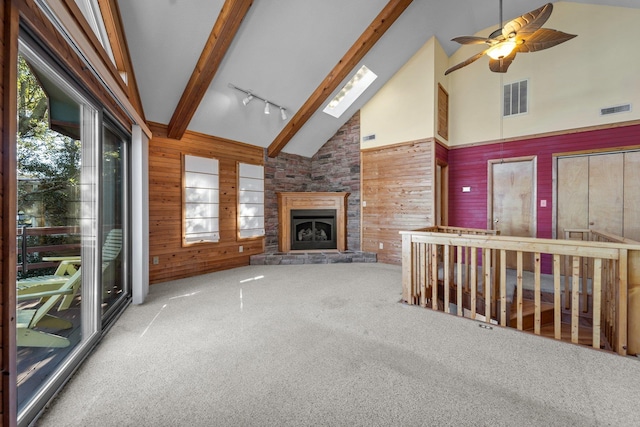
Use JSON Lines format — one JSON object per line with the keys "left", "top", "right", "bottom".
{"left": 361, "top": 139, "right": 434, "bottom": 264}
{"left": 148, "top": 123, "right": 265, "bottom": 284}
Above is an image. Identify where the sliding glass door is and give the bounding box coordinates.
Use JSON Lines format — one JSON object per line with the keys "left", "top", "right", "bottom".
{"left": 101, "top": 124, "right": 129, "bottom": 323}
{"left": 16, "top": 33, "right": 131, "bottom": 425}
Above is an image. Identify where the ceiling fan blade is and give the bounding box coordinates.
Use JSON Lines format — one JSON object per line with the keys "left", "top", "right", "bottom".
{"left": 488, "top": 50, "right": 517, "bottom": 73}
{"left": 444, "top": 49, "right": 489, "bottom": 75}
{"left": 516, "top": 28, "right": 577, "bottom": 53}
{"left": 503, "top": 3, "right": 553, "bottom": 38}
{"left": 452, "top": 36, "right": 493, "bottom": 45}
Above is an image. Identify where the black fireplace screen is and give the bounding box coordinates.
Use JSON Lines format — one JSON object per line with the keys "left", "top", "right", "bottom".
{"left": 290, "top": 209, "right": 337, "bottom": 250}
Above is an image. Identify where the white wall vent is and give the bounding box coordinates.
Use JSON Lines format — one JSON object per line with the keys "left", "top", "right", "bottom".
{"left": 600, "top": 104, "right": 631, "bottom": 116}
{"left": 503, "top": 79, "right": 528, "bottom": 117}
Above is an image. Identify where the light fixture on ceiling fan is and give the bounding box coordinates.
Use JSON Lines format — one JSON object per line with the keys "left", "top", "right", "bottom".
{"left": 445, "top": 2, "right": 577, "bottom": 75}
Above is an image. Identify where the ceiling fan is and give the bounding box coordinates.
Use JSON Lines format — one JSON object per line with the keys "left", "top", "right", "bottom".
{"left": 445, "top": 2, "right": 577, "bottom": 75}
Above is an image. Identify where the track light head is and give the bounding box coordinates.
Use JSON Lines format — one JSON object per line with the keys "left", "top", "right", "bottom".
{"left": 242, "top": 94, "right": 253, "bottom": 106}
{"left": 264, "top": 101, "right": 270, "bottom": 115}
{"left": 280, "top": 107, "right": 287, "bottom": 121}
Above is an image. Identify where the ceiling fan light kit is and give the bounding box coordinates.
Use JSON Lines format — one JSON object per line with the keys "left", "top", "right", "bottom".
{"left": 445, "top": 3, "right": 577, "bottom": 75}
{"left": 228, "top": 83, "right": 287, "bottom": 120}
{"left": 487, "top": 40, "right": 516, "bottom": 60}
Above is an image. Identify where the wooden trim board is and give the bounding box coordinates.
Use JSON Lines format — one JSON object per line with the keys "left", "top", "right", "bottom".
{"left": 277, "top": 192, "right": 349, "bottom": 252}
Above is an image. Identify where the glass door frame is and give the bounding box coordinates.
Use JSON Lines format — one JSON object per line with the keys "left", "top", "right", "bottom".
{"left": 101, "top": 118, "right": 132, "bottom": 327}
{"left": 17, "top": 29, "right": 131, "bottom": 426}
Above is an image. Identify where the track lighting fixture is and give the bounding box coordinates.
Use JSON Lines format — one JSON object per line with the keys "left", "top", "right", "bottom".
{"left": 228, "top": 83, "right": 288, "bottom": 121}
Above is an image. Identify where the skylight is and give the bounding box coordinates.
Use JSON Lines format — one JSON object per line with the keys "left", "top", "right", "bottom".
{"left": 323, "top": 65, "right": 377, "bottom": 118}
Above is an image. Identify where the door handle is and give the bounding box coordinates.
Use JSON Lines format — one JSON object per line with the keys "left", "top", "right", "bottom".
{"left": 494, "top": 219, "right": 499, "bottom": 223}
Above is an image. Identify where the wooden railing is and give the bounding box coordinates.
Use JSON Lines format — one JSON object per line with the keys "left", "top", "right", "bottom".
{"left": 400, "top": 227, "right": 640, "bottom": 356}
{"left": 563, "top": 229, "right": 640, "bottom": 356}
{"left": 17, "top": 226, "right": 80, "bottom": 275}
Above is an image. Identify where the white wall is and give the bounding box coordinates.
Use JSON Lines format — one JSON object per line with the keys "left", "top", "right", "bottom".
{"left": 447, "top": 2, "right": 640, "bottom": 147}
{"left": 360, "top": 37, "right": 437, "bottom": 149}
{"left": 362, "top": 2, "right": 640, "bottom": 149}
{"left": 433, "top": 38, "right": 449, "bottom": 144}
{"left": 131, "top": 124, "right": 149, "bottom": 305}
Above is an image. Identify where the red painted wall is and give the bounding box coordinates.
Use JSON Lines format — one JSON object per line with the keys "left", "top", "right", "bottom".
{"left": 448, "top": 123, "right": 640, "bottom": 237}
{"left": 435, "top": 140, "right": 449, "bottom": 164}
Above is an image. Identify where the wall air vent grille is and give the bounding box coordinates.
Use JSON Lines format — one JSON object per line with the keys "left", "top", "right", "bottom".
{"left": 503, "top": 79, "right": 528, "bottom": 117}
{"left": 600, "top": 104, "right": 631, "bottom": 116}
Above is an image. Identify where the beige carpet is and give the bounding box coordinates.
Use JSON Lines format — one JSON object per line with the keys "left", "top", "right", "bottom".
{"left": 37, "top": 263, "right": 640, "bottom": 426}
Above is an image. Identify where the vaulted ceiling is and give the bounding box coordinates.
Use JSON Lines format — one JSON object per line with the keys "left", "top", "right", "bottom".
{"left": 117, "top": 0, "right": 638, "bottom": 157}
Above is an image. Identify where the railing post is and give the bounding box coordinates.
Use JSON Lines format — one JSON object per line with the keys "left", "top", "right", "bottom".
{"left": 617, "top": 249, "right": 628, "bottom": 355}
{"left": 484, "top": 247, "right": 491, "bottom": 323}
{"left": 431, "top": 244, "right": 438, "bottom": 310}
{"left": 534, "top": 252, "right": 541, "bottom": 335}
{"left": 401, "top": 232, "right": 413, "bottom": 304}
{"left": 628, "top": 249, "right": 640, "bottom": 355}
{"left": 592, "top": 258, "right": 602, "bottom": 350}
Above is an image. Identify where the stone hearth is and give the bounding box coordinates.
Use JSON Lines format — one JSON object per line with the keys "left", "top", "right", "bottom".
{"left": 250, "top": 251, "right": 376, "bottom": 265}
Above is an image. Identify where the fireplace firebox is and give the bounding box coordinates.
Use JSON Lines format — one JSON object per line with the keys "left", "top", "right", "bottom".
{"left": 290, "top": 209, "right": 337, "bottom": 250}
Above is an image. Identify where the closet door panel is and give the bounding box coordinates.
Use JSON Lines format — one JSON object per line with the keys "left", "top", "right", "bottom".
{"left": 624, "top": 151, "right": 640, "bottom": 241}
{"left": 588, "top": 153, "right": 623, "bottom": 236}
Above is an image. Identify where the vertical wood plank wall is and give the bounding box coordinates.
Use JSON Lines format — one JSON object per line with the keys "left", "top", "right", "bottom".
{"left": 361, "top": 139, "right": 434, "bottom": 264}
{"left": 148, "top": 123, "right": 265, "bottom": 284}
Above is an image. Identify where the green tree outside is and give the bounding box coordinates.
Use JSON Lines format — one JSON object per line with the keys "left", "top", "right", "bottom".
{"left": 17, "top": 55, "right": 81, "bottom": 227}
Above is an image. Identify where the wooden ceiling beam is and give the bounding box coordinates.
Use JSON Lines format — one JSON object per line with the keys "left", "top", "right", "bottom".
{"left": 267, "top": 0, "right": 413, "bottom": 158}
{"left": 167, "top": 0, "right": 253, "bottom": 140}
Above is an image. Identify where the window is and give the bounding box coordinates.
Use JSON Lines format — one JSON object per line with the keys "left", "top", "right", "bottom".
{"left": 503, "top": 79, "right": 528, "bottom": 117}
{"left": 237, "top": 163, "right": 265, "bottom": 239}
{"left": 323, "top": 65, "right": 377, "bottom": 118}
{"left": 183, "top": 155, "right": 220, "bottom": 244}
{"left": 74, "top": 0, "right": 116, "bottom": 66}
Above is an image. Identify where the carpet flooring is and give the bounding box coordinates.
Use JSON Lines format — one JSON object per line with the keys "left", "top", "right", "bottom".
{"left": 36, "top": 263, "right": 640, "bottom": 426}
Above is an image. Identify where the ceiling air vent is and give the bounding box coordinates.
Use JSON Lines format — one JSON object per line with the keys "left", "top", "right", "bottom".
{"left": 600, "top": 104, "right": 631, "bottom": 116}
{"left": 363, "top": 134, "right": 376, "bottom": 142}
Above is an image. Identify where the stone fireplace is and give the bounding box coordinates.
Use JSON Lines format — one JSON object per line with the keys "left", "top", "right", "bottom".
{"left": 277, "top": 192, "right": 349, "bottom": 252}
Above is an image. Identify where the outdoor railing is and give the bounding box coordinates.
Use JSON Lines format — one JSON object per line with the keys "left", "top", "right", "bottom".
{"left": 400, "top": 226, "right": 640, "bottom": 356}
{"left": 17, "top": 226, "right": 80, "bottom": 275}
